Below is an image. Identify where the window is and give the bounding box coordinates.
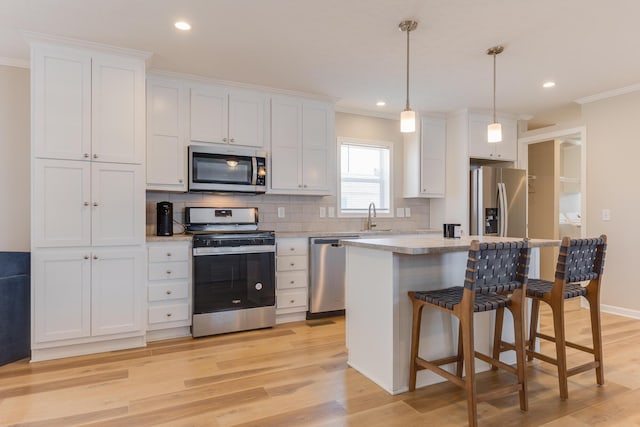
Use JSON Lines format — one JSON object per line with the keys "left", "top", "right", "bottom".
{"left": 338, "top": 138, "right": 392, "bottom": 216}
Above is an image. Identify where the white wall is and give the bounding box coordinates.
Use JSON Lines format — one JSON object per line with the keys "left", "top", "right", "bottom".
{"left": 581, "top": 91, "right": 640, "bottom": 313}
{"left": 0, "top": 65, "right": 30, "bottom": 251}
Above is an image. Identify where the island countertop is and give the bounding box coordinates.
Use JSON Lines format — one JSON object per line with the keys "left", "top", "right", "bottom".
{"left": 341, "top": 235, "right": 559, "bottom": 255}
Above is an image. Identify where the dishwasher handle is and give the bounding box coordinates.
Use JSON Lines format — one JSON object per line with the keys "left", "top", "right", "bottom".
{"left": 310, "top": 236, "right": 359, "bottom": 246}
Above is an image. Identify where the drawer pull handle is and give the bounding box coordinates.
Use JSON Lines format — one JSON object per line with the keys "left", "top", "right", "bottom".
{"left": 166, "top": 290, "right": 172, "bottom": 295}
{"left": 166, "top": 313, "right": 172, "bottom": 317}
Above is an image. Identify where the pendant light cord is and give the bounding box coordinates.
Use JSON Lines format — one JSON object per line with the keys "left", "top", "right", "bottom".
{"left": 492, "top": 51, "right": 496, "bottom": 123}
{"left": 406, "top": 27, "right": 411, "bottom": 110}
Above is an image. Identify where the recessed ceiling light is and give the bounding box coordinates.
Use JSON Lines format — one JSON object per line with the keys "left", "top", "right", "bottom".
{"left": 175, "top": 21, "right": 192, "bottom": 31}
{"left": 543, "top": 81, "right": 556, "bottom": 88}
{"left": 376, "top": 101, "right": 386, "bottom": 107}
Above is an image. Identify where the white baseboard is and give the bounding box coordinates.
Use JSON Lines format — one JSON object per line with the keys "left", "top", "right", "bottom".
{"left": 600, "top": 303, "right": 640, "bottom": 320}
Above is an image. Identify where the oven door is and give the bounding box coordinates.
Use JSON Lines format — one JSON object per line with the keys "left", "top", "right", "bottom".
{"left": 193, "top": 250, "right": 275, "bottom": 313}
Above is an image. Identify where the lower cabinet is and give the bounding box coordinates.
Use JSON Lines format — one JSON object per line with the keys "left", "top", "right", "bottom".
{"left": 146, "top": 241, "right": 192, "bottom": 341}
{"left": 275, "top": 237, "right": 309, "bottom": 323}
{"left": 31, "top": 247, "right": 146, "bottom": 361}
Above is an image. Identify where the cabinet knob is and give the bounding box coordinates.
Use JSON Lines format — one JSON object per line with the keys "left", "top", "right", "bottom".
{"left": 497, "top": 154, "right": 502, "bottom": 158}
{"left": 83, "top": 202, "right": 89, "bottom": 206}
{"left": 289, "top": 247, "right": 295, "bottom": 251}
{"left": 290, "top": 299, "right": 295, "bottom": 304}
{"left": 489, "top": 153, "right": 494, "bottom": 157}
{"left": 230, "top": 138, "right": 235, "bottom": 142}
{"left": 178, "top": 179, "right": 183, "bottom": 183}
{"left": 93, "top": 255, "right": 98, "bottom": 260}
{"left": 298, "top": 185, "right": 302, "bottom": 188}
{"left": 166, "top": 290, "right": 172, "bottom": 295}
{"left": 166, "top": 313, "right": 172, "bottom": 317}
{"left": 83, "top": 153, "right": 89, "bottom": 158}
{"left": 93, "top": 154, "right": 98, "bottom": 159}
{"left": 222, "top": 138, "right": 228, "bottom": 142}
{"left": 166, "top": 252, "right": 172, "bottom": 257}
{"left": 166, "top": 270, "right": 172, "bottom": 275}
{"left": 303, "top": 184, "right": 307, "bottom": 188}
{"left": 84, "top": 255, "right": 89, "bottom": 260}
{"left": 93, "top": 202, "right": 99, "bottom": 207}
{"left": 290, "top": 280, "right": 295, "bottom": 284}
{"left": 290, "top": 263, "right": 295, "bottom": 267}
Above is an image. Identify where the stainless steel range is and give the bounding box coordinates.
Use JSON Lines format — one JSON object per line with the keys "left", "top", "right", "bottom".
{"left": 186, "top": 207, "right": 276, "bottom": 338}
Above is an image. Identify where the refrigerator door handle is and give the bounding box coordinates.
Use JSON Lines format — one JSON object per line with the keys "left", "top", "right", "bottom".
{"left": 499, "top": 182, "right": 509, "bottom": 237}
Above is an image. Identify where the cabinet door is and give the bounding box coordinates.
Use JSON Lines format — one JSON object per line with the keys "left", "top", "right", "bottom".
{"left": 91, "top": 248, "right": 145, "bottom": 336}
{"left": 91, "top": 163, "right": 144, "bottom": 246}
{"left": 420, "top": 116, "right": 446, "bottom": 197}
{"left": 228, "top": 89, "right": 266, "bottom": 147}
{"left": 91, "top": 53, "right": 145, "bottom": 164}
{"left": 33, "top": 159, "right": 92, "bottom": 248}
{"left": 32, "top": 44, "right": 91, "bottom": 160}
{"left": 146, "top": 78, "right": 186, "bottom": 190}
{"left": 496, "top": 120, "right": 518, "bottom": 161}
{"left": 468, "top": 114, "right": 494, "bottom": 159}
{"left": 270, "top": 97, "right": 302, "bottom": 191}
{"left": 301, "top": 101, "right": 331, "bottom": 192}
{"left": 190, "top": 85, "right": 228, "bottom": 143}
{"left": 33, "top": 250, "right": 91, "bottom": 343}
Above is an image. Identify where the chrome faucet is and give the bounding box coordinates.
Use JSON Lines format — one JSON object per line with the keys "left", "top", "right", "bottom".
{"left": 366, "top": 202, "right": 377, "bottom": 230}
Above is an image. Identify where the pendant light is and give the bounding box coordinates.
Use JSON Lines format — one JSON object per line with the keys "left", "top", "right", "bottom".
{"left": 487, "top": 45, "right": 504, "bottom": 143}
{"left": 399, "top": 20, "right": 418, "bottom": 133}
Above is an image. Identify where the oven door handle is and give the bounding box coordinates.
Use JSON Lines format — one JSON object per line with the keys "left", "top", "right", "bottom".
{"left": 193, "top": 245, "right": 276, "bottom": 256}
{"left": 251, "top": 156, "right": 258, "bottom": 185}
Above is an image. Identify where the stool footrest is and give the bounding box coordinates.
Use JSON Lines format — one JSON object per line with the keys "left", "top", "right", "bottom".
{"left": 475, "top": 351, "right": 517, "bottom": 375}
{"left": 535, "top": 332, "right": 595, "bottom": 354}
{"left": 567, "top": 361, "right": 600, "bottom": 377}
{"left": 415, "top": 357, "right": 465, "bottom": 388}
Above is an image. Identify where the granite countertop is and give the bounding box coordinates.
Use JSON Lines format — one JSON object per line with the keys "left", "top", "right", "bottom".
{"left": 341, "top": 235, "right": 560, "bottom": 255}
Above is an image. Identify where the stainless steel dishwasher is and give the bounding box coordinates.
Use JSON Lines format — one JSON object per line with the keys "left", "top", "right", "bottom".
{"left": 308, "top": 236, "right": 358, "bottom": 319}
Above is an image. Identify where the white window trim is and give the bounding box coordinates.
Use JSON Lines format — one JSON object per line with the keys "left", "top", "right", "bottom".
{"left": 337, "top": 137, "right": 394, "bottom": 218}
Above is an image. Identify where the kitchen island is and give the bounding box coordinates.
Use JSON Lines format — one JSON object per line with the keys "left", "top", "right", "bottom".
{"left": 341, "top": 235, "right": 559, "bottom": 395}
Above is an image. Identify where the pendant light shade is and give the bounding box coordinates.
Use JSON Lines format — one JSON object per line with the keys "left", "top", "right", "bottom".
{"left": 487, "top": 45, "right": 504, "bottom": 143}
{"left": 399, "top": 20, "right": 418, "bottom": 133}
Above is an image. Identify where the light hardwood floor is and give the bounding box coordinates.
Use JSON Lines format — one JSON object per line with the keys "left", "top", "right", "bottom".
{"left": 1, "top": 300, "right": 639, "bottom": 426}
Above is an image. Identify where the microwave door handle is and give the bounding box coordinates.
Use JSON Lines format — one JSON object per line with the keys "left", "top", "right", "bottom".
{"left": 251, "top": 157, "right": 258, "bottom": 185}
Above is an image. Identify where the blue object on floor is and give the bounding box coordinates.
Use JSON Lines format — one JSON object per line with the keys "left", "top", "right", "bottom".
{"left": 0, "top": 251, "right": 30, "bottom": 366}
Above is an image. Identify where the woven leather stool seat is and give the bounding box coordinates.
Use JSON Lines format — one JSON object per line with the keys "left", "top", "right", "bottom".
{"left": 412, "top": 286, "right": 512, "bottom": 312}
{"left": 408, "top": 240, "right": 531, "bottom": 427}
{"left": 526, "top": 279, "right": 587, "bottom": 299}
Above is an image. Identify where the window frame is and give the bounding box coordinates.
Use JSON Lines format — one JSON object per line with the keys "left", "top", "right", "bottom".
{"left": 337, "top": 137, "right": 394, "bottom": 218}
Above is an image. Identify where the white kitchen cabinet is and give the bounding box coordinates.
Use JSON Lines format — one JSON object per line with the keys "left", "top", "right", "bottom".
{"left": 275, "top": 237, "right": 309, "bottom": 323}
{"left": 468, "top": 113, "right": 518, "bottom": 161}
{"left": 32, "top": 248, "right": 145, "bottom": 344}
{"left": 32, "top": 44, "right": 145, "bottom": 164}
{"left": 146, "top": 241, "right": 192, "bottom": 340}
{"left": 32, "top": 159, "right": 145, "bottom": 248}
{"left": 190, "top": 84, "right": 267, "bottom": 148}
{"left": 404, "top": 115, "right": 446, "bottom": 198}
{"left": 270, "top": 96, "right": 335, "bottom": 195}
{"left": 146, "top": 77, "right": 187, "bottom": 191}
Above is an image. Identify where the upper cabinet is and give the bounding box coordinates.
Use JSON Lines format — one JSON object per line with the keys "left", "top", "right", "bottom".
{"left": 270, "top": 96, "right": 335, "bottom": 195}
{"left": 32, "top": 44, "right": 145, "bottom": 164}
{"left": 189, "top": 84, "right": 267, "bottom": 148}
{"left": 467, "top": 112, "right": 518, "bottom": 161}
{"left": 146, "top": 77, "right": 187, "bottom": 191}
{"left": 404, "top": 115, "right": 446, "bottom": 198}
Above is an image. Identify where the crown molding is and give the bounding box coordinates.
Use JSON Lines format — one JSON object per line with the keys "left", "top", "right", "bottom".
{"left": 334, "top": 106, "right": 398, "bottom": 120}
{"left": 574, "top": 83, "right": 640, "bottom": 105}
{"left": 0, "top": 57, "right": 29, "bottom": 68}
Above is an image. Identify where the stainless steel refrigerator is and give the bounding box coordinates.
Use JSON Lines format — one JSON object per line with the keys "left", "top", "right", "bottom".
{"left": 470, "top": 166, "right": 527, "bottom": 237}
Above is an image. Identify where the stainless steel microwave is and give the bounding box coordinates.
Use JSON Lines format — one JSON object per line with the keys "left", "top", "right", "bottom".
{"left": 188, "top": 145, "right": 267, "bottom": 193}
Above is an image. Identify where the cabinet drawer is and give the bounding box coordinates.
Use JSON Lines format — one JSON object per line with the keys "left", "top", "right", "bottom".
{"left": 276, "top": 238, "right": 308, "bottom": 256}
{"left": 277, "top": 270, "right": 308, "bottom": 290}
{"left": 148, "top": 262, "right": 189, "bottom": 280}
{"left": 148, "top": 303, "right": 190, "bottom": 324}
{"left": 277, "top": 255, "right": 307, "bottom": 272}
{"left": 148, "top": 282, "right": 189, "bottom": 302}
{"left": 276, "top": 289, "right": 308, "bottom": 310}
{"left": 148, "top": 245, "right": 190, "bottom": 262}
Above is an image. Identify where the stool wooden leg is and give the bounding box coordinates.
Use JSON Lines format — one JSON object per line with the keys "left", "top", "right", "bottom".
{"left": 509, "top": 289, "right": 528, "bottom": 411}
{"left": 585, "top": 287, "right": 604, "bottom": 385}
{"left": 409, "top": 295, "right": 423, "bottom": 392}
{"left": 527, "top": 299, "right": 540, "bottom": 361}
{"left": 460, "top": 310, "right": 478, "bottom": 427}
{"left": 492, "top": 307, "right": 505, "bottom": 370}
{"left": 551, "top": 299, "right": 569, "bottom": 400}
{"left": 456, "top": 322, "right": 464, "bottom": 377}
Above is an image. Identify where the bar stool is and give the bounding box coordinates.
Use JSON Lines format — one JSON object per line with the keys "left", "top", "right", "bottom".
{"left": 408, "top": 240, "right": 531, "bottom": 427}
{"left": 495, "top": 235, "right": 607, "bottom": 400}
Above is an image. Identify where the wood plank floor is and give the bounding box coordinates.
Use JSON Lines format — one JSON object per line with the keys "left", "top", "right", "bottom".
{"left": 1, "top": 300, "right": 639, "bottom": 426}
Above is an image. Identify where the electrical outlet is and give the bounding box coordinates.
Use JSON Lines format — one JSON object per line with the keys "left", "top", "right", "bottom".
{"left": 602, "top": 209, "right": 611, "bottom": 221}
{"left": 277, "top": 207, "right": 285, "bottom": 218}
{"left": 396, "top": 207, "right": 405, "bottom": 218}
{"left": 319, "top": 206, "right": 326, "bottom": 218}
{"left": 404, "top": 207, "right": 411, "bottom": 217}
{"left": 328, "top": 206, "right": 335, "bottom": 218}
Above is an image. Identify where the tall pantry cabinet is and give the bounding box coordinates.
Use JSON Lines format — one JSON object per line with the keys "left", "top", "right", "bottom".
{"left": 30, "top": 38, "right": 149, "bottom": 361}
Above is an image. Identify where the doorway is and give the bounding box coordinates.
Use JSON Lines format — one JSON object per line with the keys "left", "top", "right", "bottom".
{"left": 518, "top": 128, "right": 586, "bottom": 280}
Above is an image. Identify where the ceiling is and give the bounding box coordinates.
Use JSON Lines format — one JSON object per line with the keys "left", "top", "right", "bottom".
{"left": 2, "top": 0, "right": 639, "bottom": 126}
